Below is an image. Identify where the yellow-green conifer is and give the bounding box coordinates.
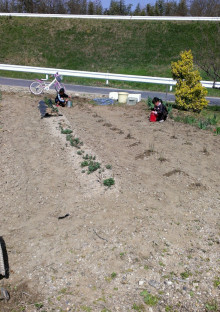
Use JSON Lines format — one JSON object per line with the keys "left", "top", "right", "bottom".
{"left": 171, "top": 50, "right": 209, "bottom": 111}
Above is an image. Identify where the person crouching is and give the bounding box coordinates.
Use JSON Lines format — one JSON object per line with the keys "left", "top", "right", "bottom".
{"left": 151, "top": 97, "right": 168, "bottom": 122}
{"left": 55, "top": 88, "right": 70, "bottom": 107}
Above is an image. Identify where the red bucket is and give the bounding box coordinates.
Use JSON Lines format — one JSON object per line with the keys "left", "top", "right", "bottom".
{"left": 149, "top": 112, "right": 157, "bottom": 122}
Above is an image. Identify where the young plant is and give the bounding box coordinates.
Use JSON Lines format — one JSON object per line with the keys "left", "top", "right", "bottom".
{"left": 103, "top": 178, "right": 115, "bottom": 187}
{"left": 87, "top": 161, "right": 101, "bottom": 174}
{"left": 140, "top": 290, "right": 158, "bottom": 306}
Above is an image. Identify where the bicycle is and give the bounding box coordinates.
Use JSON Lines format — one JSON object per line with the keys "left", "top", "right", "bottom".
{"left": 29, "top": 72, "right": 65, "bottom": 95}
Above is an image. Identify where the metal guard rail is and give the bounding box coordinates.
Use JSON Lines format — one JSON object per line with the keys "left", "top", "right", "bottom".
{"left": 0, "top": 64, "right": 219, "bottom": 89}
{"left": 0, "top": 13, "right": 220, "bottom": 21}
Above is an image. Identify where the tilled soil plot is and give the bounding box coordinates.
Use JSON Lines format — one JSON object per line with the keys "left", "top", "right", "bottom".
{"left": 0, "top": 90, "right": 219, "bottom": 312}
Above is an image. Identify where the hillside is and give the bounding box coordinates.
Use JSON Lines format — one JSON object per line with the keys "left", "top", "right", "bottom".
{"left": 0, "top": 16, "right": 219, "bottom": 93}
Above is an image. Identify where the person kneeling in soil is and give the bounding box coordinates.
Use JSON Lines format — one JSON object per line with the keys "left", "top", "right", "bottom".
{"left": 151, "top": 97, "right": 168, "bottom": 122}
{"left": 55, "top": 88, "right": 70, "bottom": 107}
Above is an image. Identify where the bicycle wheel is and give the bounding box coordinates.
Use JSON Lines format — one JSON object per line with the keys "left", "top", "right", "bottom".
{"left": 29, "top": 81, "right": 44, "bottom": 95}
{"left": 55, "top": 83, "right": 65, "bottom": 92}
{"left": 0, "top": 242, "right": 5, "bottom": 277}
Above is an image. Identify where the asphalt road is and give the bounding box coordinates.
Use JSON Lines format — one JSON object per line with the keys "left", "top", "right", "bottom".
{"left": 1, "top": 76, "right": 220, "bottom": 106}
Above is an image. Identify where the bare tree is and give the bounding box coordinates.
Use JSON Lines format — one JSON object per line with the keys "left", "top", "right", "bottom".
{"left": 190, "top": 0, "right": 220, "bottom": 17}
{"left": 194, "top": 23, "right": 220, "bottom": 88}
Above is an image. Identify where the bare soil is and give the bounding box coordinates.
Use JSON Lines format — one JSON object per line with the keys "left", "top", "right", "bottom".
{"left": 0, "top": 89, "right": 219, "bottom": 312}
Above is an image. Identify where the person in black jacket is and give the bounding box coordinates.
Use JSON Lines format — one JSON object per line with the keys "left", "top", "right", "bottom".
{"left": 55, "top": 88, "right": 70, "bottom": 107}
{"left": 152, "top": 97, "right": 168, "bottom": 122}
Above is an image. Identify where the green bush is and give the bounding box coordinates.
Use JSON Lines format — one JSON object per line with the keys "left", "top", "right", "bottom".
{"left": 171, "top": 50, "right": 209, "bottom": 112}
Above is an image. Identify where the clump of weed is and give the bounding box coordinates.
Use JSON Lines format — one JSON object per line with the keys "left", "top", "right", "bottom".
{"left": 140, "top": 290, "right": 158, "bottom": 306}
{"left": 106, "top": 164, "right": 112, "bottom": 170}
{"left": 103, "top": 178, "right": 115, "bottom": 187}
{"left": 213, "top": 277, "right": 220, "bottom": 288}
{"left": 147, "top": 97, "right": 154, "bottom": 110}
{"left": 81, "top": 161, "right": 89, "bottom": 167}
{"left": 61, "top": 128, "right": 73, "bottom": 134}
{"left": 34, "top": 303, "right": 44, "bottom": 309}
{"left": 83, "top": 154, "right": 96, "bottom": 160}
{"left": 111, "top": 272, "right": 117, "bottom": 279}
{"left": 213, "top": 126, "right": 220, "bottom": 135}
{"left": 87, "top": 161, "right": 101, "bottom": 174}
{"left": 205, "top": 301, "right": 219, "bottom": 312}
{"left": 180, "top": 271, "right": 192, "bottom": 279}
{"left": 132, "top": 303, "right": 145, "bottom": 311}
{"left": 148, "top": 142, "right": 155, "bottom": 153}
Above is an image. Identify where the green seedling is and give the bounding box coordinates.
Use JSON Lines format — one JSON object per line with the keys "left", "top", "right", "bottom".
{"left": 106, "top": 164, "right": 112, "bottom": 169}
{"left": 111, "top": 272, "right": 117, "bottom": 279}
{"left": 34, "top": 303, "right": 44, "bottom": 309}
{"left": 61, "top": 128, "right": 73, "bottom": 134}
{"left": 87, "top": 161, "right": 101, "bottom": 174}
{"left": 81, "top": 161, "right": 89, "bottom": 167}
{"left": 213, "top": 277, "right": 220, "bottom": 288}
{"left": 214, "top": 127, "right": 220, "bottom": 135}
{"left": 205, "top": 301, "right": 218, "bottom": 312}
{"left": 140, "top": 290, "right": 158, "bottom": 306}
{"left": 132, "top": 303, "right": 145, "bottom": 311}
{"left": 103, "top": 178, "right": 115, "bottom": 187}
{"left": 180, "top": 271, "right": 192, "bottom": 279}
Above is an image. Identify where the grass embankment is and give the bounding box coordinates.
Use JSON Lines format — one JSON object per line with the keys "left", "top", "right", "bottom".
{"left": 0, "top": 16, "right": 219, "bottom": 96}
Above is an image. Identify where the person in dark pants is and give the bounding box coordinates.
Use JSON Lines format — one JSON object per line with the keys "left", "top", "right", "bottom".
{"left": 55, "top": 88, "right": 70, "bottom": 107}
{"left": 152, "top": 97, "right": 168, "bottom": 122}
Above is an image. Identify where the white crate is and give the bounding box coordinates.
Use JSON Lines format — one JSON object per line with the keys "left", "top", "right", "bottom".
{"left": 128, "top": 94, "right": 141, "bottom": 102}
{"left": 109, "top": 92, "right": 118, "bottom": 100}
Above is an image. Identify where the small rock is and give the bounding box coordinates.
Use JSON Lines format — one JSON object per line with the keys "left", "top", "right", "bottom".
{"left": 193, "top": 283, "right": 199, "bottom": 287}
{"left": 148, "top": 280, "right": 160, "bottom": 289}
{"left": 139, "top": 280, "right": 144, "bottom": 286}
{"left": 166, "top": 280, "right": 173, "bottom": 286}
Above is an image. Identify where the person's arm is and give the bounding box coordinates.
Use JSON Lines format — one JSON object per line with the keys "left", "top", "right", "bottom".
{"left": 58, "top": 93, "right": 65, "bottom": 103}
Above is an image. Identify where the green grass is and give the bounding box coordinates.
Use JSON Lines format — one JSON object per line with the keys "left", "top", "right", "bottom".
{"left": 140, "top": 290, "right": 158, "bottom": 306}
{"left": 0, "top": 16, "right": 219, "bottom": 96}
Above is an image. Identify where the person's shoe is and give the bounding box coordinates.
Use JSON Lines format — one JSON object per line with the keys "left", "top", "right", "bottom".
{"left": 159, "top": 119, "right": 164, "bottom": 122}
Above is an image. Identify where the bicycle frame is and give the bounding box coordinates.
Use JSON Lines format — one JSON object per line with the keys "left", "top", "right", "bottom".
{"left": 39, "top": 73, "right": 62, "bottom": 90}
{"left": 30, "top": 72, "right": 65, "bottom": 95}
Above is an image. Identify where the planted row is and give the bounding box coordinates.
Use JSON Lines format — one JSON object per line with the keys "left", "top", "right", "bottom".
{"left": 59, "top": 124, "right": 115, "bottom": 187}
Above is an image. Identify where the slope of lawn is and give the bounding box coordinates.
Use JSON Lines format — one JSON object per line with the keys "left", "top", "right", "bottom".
{"left": 0, "top": 16, "right": 219, "bottom": 95}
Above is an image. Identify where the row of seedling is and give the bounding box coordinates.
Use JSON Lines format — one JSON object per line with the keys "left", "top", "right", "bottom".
{"left": 59, "top": 124, "right": 115, "bottom": 187}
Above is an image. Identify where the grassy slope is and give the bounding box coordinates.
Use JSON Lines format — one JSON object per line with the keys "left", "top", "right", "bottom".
{"left": 0, "top": 16, "right": 219, "bottom": 95}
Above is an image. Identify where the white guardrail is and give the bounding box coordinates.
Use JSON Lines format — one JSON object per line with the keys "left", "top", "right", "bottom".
{"left": 0, "top": 64, "right": 219, "bottom": 89}
{"left": 0, "top": 13, "right": 220, "bottom": 21}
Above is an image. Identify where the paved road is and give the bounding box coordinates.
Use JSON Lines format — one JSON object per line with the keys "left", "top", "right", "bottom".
{"left": 1, "top": 76, "right": 220, "bottom": 105}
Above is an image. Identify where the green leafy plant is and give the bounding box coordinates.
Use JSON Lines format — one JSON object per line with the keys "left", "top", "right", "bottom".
{"left": 213, "top": 277, "right": 220, "bottom": 288}
{"left": 103, "top": 178, "right": 115, "bottom": 187}
{"left": 61, "top": 128, "right": 73, "bottom": 134}
{"left": 214, "top": 127, "right": 220, "bottom": 135}
{"left": 111, "top": 272, "right": 117, "bottom": 279}
{"left": 81, "top": 161, "right": 89, "bottom": 167}
{"left": 105, "top": 164, "right": 112, "bottom": 169}
{"left": 140, "top": 290, "right": 158, "bottom": 306}
{"left": 180, "top": 271, "right": 192, "bottom": 279}
{"left": 205, "top": 301, "right": 218, "bottom": 312}
{"left": 87, "top": 161, "right": 101, "bottom": 174}
{"left": 34, "top": 303, "right": 44, "bottom": 309}
{"left": 44, "top": 97, "right": 58, "bottom": 113}
{"left": 132, "top": 303, "right": 145, "bottom": 311}
{"left": 147, "top": 97, "right": 154, "bottom": 110}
